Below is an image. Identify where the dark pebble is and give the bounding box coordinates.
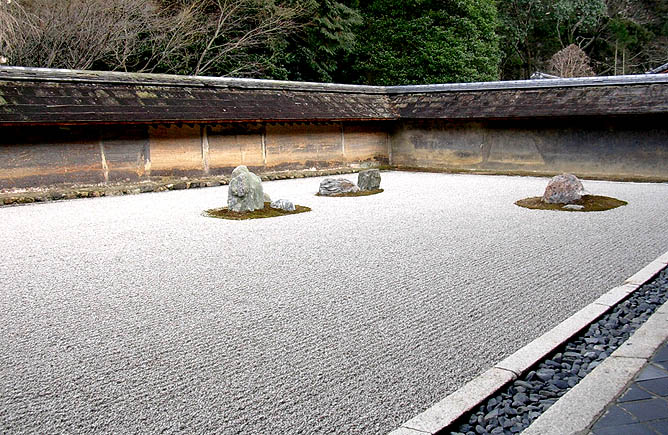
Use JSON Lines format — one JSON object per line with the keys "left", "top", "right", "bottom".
{"left": 536, "top": 369, "right": 555, "bottom": 381}
{"left": 513, "top": 393, "right": 527, "bottom": 405}
{"left": 504, "top": 406, "right": 517, "bottom": 416}
{"left": 544, "top": 360, "right": 561, "bottom": 368}
{"left": 484, "top": 409, "right": 499, "bottom": 422}
{"left": 515, "top": 381, "right": 533, "bottom": 390}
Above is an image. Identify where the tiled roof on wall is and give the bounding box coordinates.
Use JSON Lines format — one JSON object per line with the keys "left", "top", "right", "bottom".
{"left": 1, "top": 66, "right": 667, "bottom": 125}
{"left": 647, "top": 62, "right": 668, "bottom": 74}
{"left": 0, "top": 67, "right": 395, "bottom": 125}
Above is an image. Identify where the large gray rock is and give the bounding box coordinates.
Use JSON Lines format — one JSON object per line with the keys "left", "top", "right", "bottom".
{"left": 542, "top": 173, "right": 585, "bottom": 204}
{"left": 270, "top": 199, "right": 296, "bottom": 212}
{"left": 318, "top": 178, "right": 360, "bottom": 196}
{"left": 228, "top": 165, "right": 264, "bottom": 212}
{"left": 358, "top": 169, "right": 381, "bottom": 191}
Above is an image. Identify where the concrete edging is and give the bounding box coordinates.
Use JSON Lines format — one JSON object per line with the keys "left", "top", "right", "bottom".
{"left": 388, "top": 251, "right": 668, "bottom": 435}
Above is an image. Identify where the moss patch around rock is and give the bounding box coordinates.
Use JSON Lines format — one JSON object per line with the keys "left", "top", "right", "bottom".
{"left": 316, "top": 188, "right": 384, "bottom": 198}
{"left": 515, "top": 195, "right": 627, "bottom": 212}
{"left": 204, "top": 202, "right": 311, "bottom": 220}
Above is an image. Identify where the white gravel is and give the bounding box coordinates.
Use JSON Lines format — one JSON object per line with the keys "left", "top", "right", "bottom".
{"left": 1, "top": 171, "right": 667, "bottom": 434}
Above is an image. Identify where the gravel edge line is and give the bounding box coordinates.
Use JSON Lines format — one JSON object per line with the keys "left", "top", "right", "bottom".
{"left": 388, "top": 251, "right": 668, "bottom": 435}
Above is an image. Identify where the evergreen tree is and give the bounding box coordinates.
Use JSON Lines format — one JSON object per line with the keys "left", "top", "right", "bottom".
{"left": 353, "top": 0, "right": 501, "bottom": 85}
{"left": 277, "top": 0, "right": 362, "bottom": 82}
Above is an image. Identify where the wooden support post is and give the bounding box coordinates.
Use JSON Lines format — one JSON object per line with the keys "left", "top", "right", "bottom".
{"left": 341, "top": 124, "right": 346, "bottom": 157}
{"left": 99, "top": 140, "right": 109, "bottom": 182}
{"left": 387, "top": 132, "right": 392, "bottom": 166}
{"left": 261, "top": 128, "right": 267, "bottom": 166}
{"left": 201, "top": 125, "right": 210, "bottom": 174}
{"left": 143, "top": 138, "right": 151, "bottom": 176}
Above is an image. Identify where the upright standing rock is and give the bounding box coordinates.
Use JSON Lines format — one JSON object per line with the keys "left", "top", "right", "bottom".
{"left": 228, "top": 165, "right": 265, "bottom": 212}
{"left": 357, "top": 169, "right": 381, "bottom": 191}
{"left": 542, "top": 173, "right": 585, "bottom": 204}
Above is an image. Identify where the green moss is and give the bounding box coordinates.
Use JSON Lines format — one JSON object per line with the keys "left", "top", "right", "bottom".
{"left": 204, "top": 202, "right": 311, "bottom": 220}
{"left": 316, "top": 188, "right": 384, "bottom": 197}
{"left": 515, "top": 195, "right": 627, "bottom": 212}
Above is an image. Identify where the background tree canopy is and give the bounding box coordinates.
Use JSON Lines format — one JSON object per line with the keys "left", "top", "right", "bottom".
{"left": 0, "top": 0, "right": 666, "bottom": 84}
{"left": 353, "top": 0, "right": 500, "bottom": 84}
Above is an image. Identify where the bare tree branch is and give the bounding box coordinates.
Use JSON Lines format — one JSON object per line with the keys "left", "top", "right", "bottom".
{"left": 1, "top": 0, "right": 307, "bottom": 78}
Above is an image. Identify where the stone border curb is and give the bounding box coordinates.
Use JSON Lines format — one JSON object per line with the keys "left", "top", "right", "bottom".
{"left": 395, "top": 368, "right": 516, "bottom": 434}
{"left": 388, "top": 251, "right": 668, "bottom": 435}
{"left": 521, "top": 301, "right": 668, "bottom": 435}
{"left": 625, "top": 259, "right": 667, "bottom": 285}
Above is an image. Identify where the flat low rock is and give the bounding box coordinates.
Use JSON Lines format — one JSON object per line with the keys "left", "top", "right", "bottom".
{"left": 318, "top": 178, "right": 360, "bottom": 196}
{"left": 270, "top": 199, "right": 296, "bottom": 212}
{"left": 542, "top": 173, "right": 585, "bottom": 204}
{"left": 228, "top": 165, "right": 264, "bottom": 212}
{"left": 358, "top": 169, "right": 381, "bottom": 191}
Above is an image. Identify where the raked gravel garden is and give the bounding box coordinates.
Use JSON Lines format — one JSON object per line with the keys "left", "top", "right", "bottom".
{"left": 1, "top": 171, "right": 667, "bottom": 434}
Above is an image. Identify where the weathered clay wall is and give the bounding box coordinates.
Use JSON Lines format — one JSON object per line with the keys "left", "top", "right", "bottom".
{"left": 390, "top": 117, "right": 668, "bottom": 180}
{"left": 2, "top": 115, "right": 666, "bottom": 190}
{"left": 0, "top": 122, "right": 389, "bottom": 189}
{"left": 2, "top": 68, "right": 666, "bottom": 189}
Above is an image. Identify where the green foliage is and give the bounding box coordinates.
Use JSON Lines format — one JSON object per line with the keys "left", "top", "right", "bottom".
{"left": 498, "top": 0, "right": 667, "bottom": 79}
{"left": 497, "top": 0, "right": 606, "bottom": 79}
{"left": 550, "top": 0, "right": 606, "bottom": 45}
{"left": 353, "top": 0, "right": 501, "bottom": 85}
{"left": 6, "top": 0, "right": 664, "bottom": 82}
{"left": 589, "top": 0, "right": 667, "bottom": 75}
{"left": 277, "top": 0, "right": 362, "bottom": 82}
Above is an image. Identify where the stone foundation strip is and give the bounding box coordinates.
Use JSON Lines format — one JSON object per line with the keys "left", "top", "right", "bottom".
{"left": 0, "top": 166, "right": 370, "bottom": 206}
{"left": 389, "top": 251, "right": 668, "bottom": 435}
{"left": 4, "top": 165, "right": 668, "bottom": 208}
